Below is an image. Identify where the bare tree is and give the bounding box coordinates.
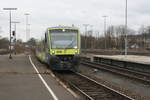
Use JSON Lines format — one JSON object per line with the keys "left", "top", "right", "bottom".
{"left": 106, "top": 26, "right": 115, "bottom": 49}
{"left": 0, "top": 38, "right": 9, "bottom": 49}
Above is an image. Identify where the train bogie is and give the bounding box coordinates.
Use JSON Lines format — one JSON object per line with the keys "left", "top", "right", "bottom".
{"left": 46, "top": 55, "right": 80, "bottom": 70}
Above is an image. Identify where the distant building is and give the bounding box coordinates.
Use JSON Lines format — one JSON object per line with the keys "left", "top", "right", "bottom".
{"left": 144, "top": 26, "right": 150, "bottom": 34}
{"left": 130, "top": 44, "right": 139, "bottom": 49}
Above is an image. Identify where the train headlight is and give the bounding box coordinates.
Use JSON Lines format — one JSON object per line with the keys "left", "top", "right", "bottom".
{"left": 62, "top": 29, "right": 65, "bottom": 32}
{"left": 75, "top": 50, "right": 78, "bottom": 54}
{"left": 52, "top": 50, "right": 55, "bottom": 54}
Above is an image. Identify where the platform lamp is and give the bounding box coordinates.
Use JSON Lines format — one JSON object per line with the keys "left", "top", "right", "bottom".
{"left": 3, "top": 8, "right": 17, "bottom": 59}
{"left": 102, "top": 16, "right": 108, "bottom": 49}
{"left": 24, "top": 13, "right": 30, "bottom": 42}
{"left": 125, "top": 0, "right": 128, "bottom": 55}
{"left": 27, "top": 24, "right": 30, "bottom": 40}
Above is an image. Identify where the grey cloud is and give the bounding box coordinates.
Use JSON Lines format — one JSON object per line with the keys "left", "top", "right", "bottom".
{"left": 0, "top": 0, "right": 150, "bottom": 41}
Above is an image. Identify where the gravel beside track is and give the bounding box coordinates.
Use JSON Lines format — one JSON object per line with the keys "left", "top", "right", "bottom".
{"left": 55, "top": 71, "right": 134, "bottom": 100}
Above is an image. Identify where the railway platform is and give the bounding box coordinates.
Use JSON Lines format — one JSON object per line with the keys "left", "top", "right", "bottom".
{"left": 82, "top": 54, "right": 150, "bottom": 65}
{"left": 93, "top": 55, "right": 150, "bottom": 65}
{"left": 0, "top": 54, "right": 77, "bottom": 100}
{"left": 81, "top": 54, "right": 150, "bottom": 73}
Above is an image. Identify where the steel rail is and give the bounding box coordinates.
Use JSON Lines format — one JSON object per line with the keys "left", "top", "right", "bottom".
{"left": 55, "top": 71, "right": 134, "bottom": 100}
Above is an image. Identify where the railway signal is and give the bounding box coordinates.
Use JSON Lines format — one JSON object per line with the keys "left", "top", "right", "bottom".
{"left": 12, "top": 30, "right": 15, "bottom": 36}
{"left": 11, "top": 21, "right": 20, "bottom": 55}
{"left": 3, "top": 8, "right": 17, "bottom": 59}
{"left": 12, "top": 31, "right": 16, "bottom": 42}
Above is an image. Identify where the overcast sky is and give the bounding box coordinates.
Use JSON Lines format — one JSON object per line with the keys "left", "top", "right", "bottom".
{"left": 0, "top": 0, "right": 150, "bottom": 41}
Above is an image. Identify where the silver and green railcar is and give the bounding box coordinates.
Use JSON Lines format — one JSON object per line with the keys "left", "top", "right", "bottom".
{"left": 36, "top": 26, "right": 80, "bottom": 71}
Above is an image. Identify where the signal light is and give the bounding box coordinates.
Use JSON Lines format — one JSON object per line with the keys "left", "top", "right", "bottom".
{"left": 12, "top": 31, "right": 15, "bottom": 36}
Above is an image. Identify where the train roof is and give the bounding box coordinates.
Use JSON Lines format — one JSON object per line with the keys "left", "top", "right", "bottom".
{"left": 47, "top": 26, "right": 79, "bottom": 30}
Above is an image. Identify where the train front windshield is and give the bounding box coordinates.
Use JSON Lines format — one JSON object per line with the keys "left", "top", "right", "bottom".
{"left": 50, "top": 29, "right": 78, "bottom": 49}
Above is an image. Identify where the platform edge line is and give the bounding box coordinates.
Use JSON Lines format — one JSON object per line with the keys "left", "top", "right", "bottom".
{"left": 29, "top": 55, "right": 59, "bottom": 100}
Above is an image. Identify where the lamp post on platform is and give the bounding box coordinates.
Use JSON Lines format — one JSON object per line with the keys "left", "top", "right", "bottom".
{"left": 27, "top": 24, "right": 30, "bottom": 40}
{"left": 3, "top": 8, "right": 17, "bottom": 59}
{"left": 125, "top": 0, "right": 128, "bottom": 55}
{"left": 24, "top": 13, "right": 30, "bottom": 42}
{"left": 102, "top": 15, "right": 108, "bottom": 49}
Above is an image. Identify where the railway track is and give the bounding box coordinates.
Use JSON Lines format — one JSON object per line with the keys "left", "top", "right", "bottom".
{"left": 81, "top": 60, "right": 150, "bottom": 85}
{"left": 55, "top": 71, "right": 134, "bottom": 100}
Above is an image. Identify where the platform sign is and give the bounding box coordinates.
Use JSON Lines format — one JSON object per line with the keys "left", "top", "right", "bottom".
{"left": 11, "top": 37, "right": 16, "bottom": 45}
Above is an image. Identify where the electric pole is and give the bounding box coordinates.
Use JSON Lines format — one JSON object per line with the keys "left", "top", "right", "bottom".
{"left": 24, "top": 13, "right": 30, "bottom": 42}
{"left": 3, "top": 8, "right": 17, "bottom": 59}
{"left": 125, "top": 0, "right": 128, "bottom": 55}
{"left": 83, "top": 24, "right": 89, "bottom": 49}
{"left": 102, "top": 16, "right": 108, "bottom": 49}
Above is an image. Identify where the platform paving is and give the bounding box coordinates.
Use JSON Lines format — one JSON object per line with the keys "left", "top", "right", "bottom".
{"left": 0, "top": 54, "right": 77, "bottom": 100}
